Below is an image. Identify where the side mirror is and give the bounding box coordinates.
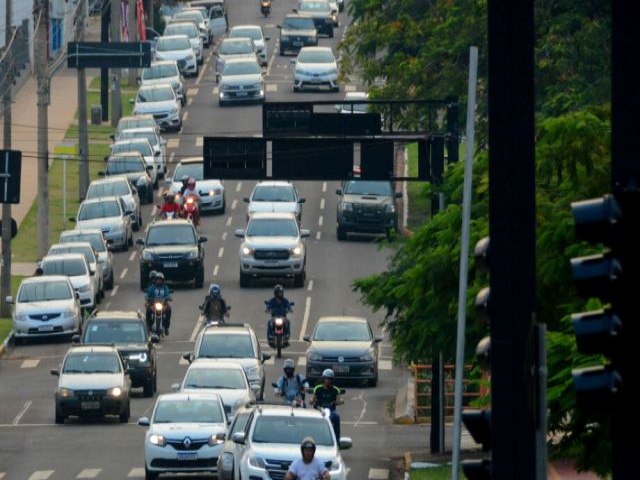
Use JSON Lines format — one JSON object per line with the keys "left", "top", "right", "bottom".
{"left": 300, "top": 229, "right": 310, "bottom": 238}
{"left": 136, "top": 238, "right": 144, "bottom": 246}
{"left": 150, "top": 334, "right": 159, "bottom": 343}
{"left": 170, "top": 383, "right": 180, "bottom": 391}
{"left": 198, "top": 237, "right": 208, "bottom": 243}
{"left": 50, "top": 369, "right": 60, "bottom": 376}
{"left": 215, "top": 432, "right": 226, "bottom": 442}
{"left": 125, "top": 210, "right": 133, "bottom": 216}
{"left": 182, "top": 352, "right": 194, "bottom": 363}
{"left": 232, "top": 432, "right": 246, "bottom": 445}
{"left": 106, "top": 239, "right": 114, "bottom": 245}
{"left": 75, "top": 292, "right": 80, "bottom": 300}
{"left": 146, "top": 165, "right": 154, "bottom": 172}
{"left": 138, "top": 417, "right": 150, "bottom": 426}
{"left": 154, "top": 151, "right": 160, "bottom": 157}
{"left": 243, "top": 197, "right": 250, "bottom": 203}
{"left": 374, "top": 335, "right": 383, "bottom": 343}
{"left": 289, "top": 301, "right": 295, "bottom": 307}
{"left": 277, "top": 25, "right": 282, "bottom": 29}
{"left": 292, "top": 8, "right": 298, "bottom": 12}
{"left": 264, "top": 36, "right": 270, "bottom": 41}
{"left": 68, "top": 217, "right": 77, "bottom": 223}
{"left": 271, "top": 382, "right": 278, "bottom": 388}
{"left": 395, "top": 192, "right": 402, "bottom": 198}
{"left": 261, "top": 353, "right": 271, "bottom": 363}
{"left": 234, "top": 229, "right": 245, "bottom": 238}
{"left": 104, "top": 156, "right": 109, "bottom": 162}
{"left": 98, "top": 171, "right": 105, "bottom": 177}
{"left": 289, "top": 58, "right": 296, "bottom": 64}
{"left": 5, "top": 296, "right": 13, "bottom": 304}
{"left": 336, "top": 189, "right": 342, "bottom": 195}
{"left": 303, "top": 334, "right": 310, "bottom": 342}
{"left": 339, "top": 437, "right": 353, "bottom": 450}
{"left": 298, "top": 197, "right": 306, "bottom": 204}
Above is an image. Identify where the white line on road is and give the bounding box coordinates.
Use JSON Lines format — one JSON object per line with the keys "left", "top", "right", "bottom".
{"left": 221, "top": 232, "right": 227, "bottom": 241}
{"left": 307, "top": 280, "right": 313, "bottom": 291}
{"left": 297, "top": 356, "right": 306, "bottom": 366}
{"left": 298, "top": 296, "right": 311, "bottom": 341}
{"left": 196, "top": 137, "right": 203, "bottom": 147}
{"left": 322, "top": 182, "right": 327, "bottom": 192}
{"left": 110, "top": 285, "right": 120, "bottom": 297}
{"left": 368, "top": 468, "right": 390, "bottom": 479}
{"left": 76, "top": 469, "right": 102, "bottom": 479}
{"left": 266, "top": 83, "right": 278, "bottom": 92}
{"left": 213, "top": 265, "right": 219, "bottom": 277}
{"left": 196, "top": 64, "right": 206, "bottom": 85}
{"left": 119, "top": 268, "right": 128, "bottom": 279}
{"left": 20, "top": 359, "right": 39, "bottom": 368}
{"left": 212, "top": 86, "right": 219, "bottom": 95}
{"left": 187, "top": 87, "right": 199, "bottom": 97}
{"left": 226, "top": 216, "right": 232, "bottom": 227}
{"left": 183, "top": 111, "right": 189, "bottom": 122}
{"left": 105, "top": 301, "right": 111, "bottom": 309}
{"left": 315, "top": 231, "right": 321, "bottom": 241}
{"left": 12, "top": 401, "right": 31, "bottom": 425}
{"left": 379, "top": 360, "right": 393, "bottom": 370}
{"left": 231, "top": 199, "right": 237, "bottom": 210}
{"left": 218, "top": 247, "right": 224, "bottom": 258}
{"left": 129, "top": 251, "right": 136, "bottom": 261}
{"left": 151, "top": 205, "right": 157, "bottom": 217}
{"left": 28, "top": 471, "right": 54, "bottom": 480}
{"left": 318, "top": 215, "right": 323, "bottom": 226}
{"left": 127, "top": 468, "right": 145, "bottom": 478}
{"left": 187, "top": 97, "right": 193, "bottom": 107}
{"left": 320, "top": 198, "right": 325, "bottom": 210}
{"left": 167, "top": 138, "right": 180, "bottom": 149}
{"left": 235, "top": 182, "right": 242, "bottom": 192}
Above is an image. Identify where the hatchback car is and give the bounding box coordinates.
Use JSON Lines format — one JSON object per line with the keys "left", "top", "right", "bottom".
{"left": 75, "top": 310, "right": 158, "bottom": 397}
{"left": 131, "top": 84, "right": 182, "bottom": 132}
{"left": 86, "top": 176, "right": 142, "bottom": 231}
{"left": 278, "top": 14, "right": 318, "bottom": 55}
{"left": 172, "top": 8, "right": 210, "bottom": 46}
{"left": 164, "top": 21, "right": 204, "bottom": 64}
{"left": 296, "top": 0, "right": 335, "bottom": 37}
{"left": 336, "top": 91, "right": 369, "bottom": 114}
{"left": 8, "top": 275, "right": 83, "bottom": 343}
{"left": 244, "top": 181, "right": 305, "bottom": 222}
{"left": 214, "top": 37, "right": 258, "bottom": 83}
{"left": 102, "top": 153, "right": 155, "bottom": 203}
{"left": 47, "top": 242, "right": 104, "bottom": 299}
{"left": 140, "top": 60, "right": 186, "bottom": 106}
{"left": 167, "top": 157, "right": 225, "bottom": 214}
{"left": 51, "top": 345, "right": 131, "bottom": 424}
{"left": 292, "top": 46, "right": 339, "bottom": 92}
{"left": 139, "top": 393, "right": 228, "bottom": 480}
{"left": 111, "top": 138, "right": 162, "bottom": 188}
{"left": 60, "top": 229, "right": 115, "bottom": 289}
{"left": 72, "top": 197, "right": 134, "bottom": 252}
{"left": 228, "top": 25, "right": 269, "bottom": 66}
{"left": 115, "top": 114, "right": 160, "bottom": 139}
{"left": 218, "top": 57, "right": 265, "bottom": 106}
{"left": 116, "top": 127, "right": 167, "bottom": 178}
{"left": 40, "top": 253, "right": 99, "bottom": 310}
{"left": 154, "top": 34, "right": 198, "bottom": 77}
{"left": 136, "top": 219, "right": 207, "bottom": 289}
{"left": 304, "top": 316, "right": 383, "bottom": 386}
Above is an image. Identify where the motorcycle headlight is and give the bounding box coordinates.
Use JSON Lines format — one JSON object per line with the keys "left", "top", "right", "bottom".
{"left": 149, "top": 434, "right": 166, "bottom": 446}
{"left": 341, "top": 202, "right": 353, "bottom": 212}
{"left": 141, "top": 251, "right": 154, "bottom": 261}
{"left": 154, "top": 302, "right": 164, "bottom": 311}
{"left": 57, "top": 387, "right": 74, "bottom": 398}
{"left": 386, "top": 203, "right": 396, "bottom": 213}
{"left": 359, "top": 349, "right": 375, "bottom": 362}
{"left": 107, "top": 387, "right": 124, "bottom": 397}
{"left": 241, "top": 246, "right": 254, "bottom": 256}
{"left": 248, "top": 456, "right": 266, "bottom": 469}
{"left": 275, "top": 318, "right": 284, "bottom": 326}
{"left": 308, "top": 352, "right": 322, "bottom": 362}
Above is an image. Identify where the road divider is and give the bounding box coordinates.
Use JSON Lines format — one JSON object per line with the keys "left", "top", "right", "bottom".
{"left": 218, "top": 247, "right": 224, "bottom": 258}
{"left": 318, "top": 216, "right": 323, "bottom": 226}
{"left": 226, "top": 216, "right": 232, "bottom": 227}
{"left": 231, "top": 199, "right": 237, "bottom": 210}
{"left": 320, "top": 198, "right": 325, "bottom": 210}
{"left": 235, "top": 182, "right": 242, "bottom": 192}
{"left": 322, "top": 182, "right": 327, "bottom": 192}
{"left": 213, "top": 265, "right": 219, "bottom": 277}
{"left": 307, "top": 280, "right": 313, "bottom": 291}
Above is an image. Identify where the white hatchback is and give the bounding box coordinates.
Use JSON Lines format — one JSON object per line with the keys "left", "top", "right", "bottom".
{"left": 292, "top": 46, "right": 339, "bottom": 92}
{"left": 229, "top": 25, "right": 270, "bottom": 66}
{"left": 131, "top": 84, "right": 182, "bottom": 133}
{"left": 40, "top": 253, "right": 98, "bottom": 310}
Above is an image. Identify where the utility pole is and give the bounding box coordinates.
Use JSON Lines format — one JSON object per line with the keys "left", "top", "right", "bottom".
{"left": 77, "top": 0, "right": 89, "bottom": 201}
{"left": 2, "top": 0, "right": 14, "bottom": 317}
{"left": 111, "top": 0, "right": 122, "bottom": 127}
{"left": 36, "top": 0, "right": 50, "bottom": 258}
{"left": 128, "top": 0, "right": 139, "bottom": 86}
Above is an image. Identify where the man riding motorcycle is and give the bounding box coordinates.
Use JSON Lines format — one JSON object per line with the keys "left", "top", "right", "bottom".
{"left": 181, "top": 177, "right": 200, "bottom": 226}
{"left": 200, "top": 283, "right": 229, "bottom": 324}
{"left": 160, "top": 192, "right": 181, "bottom": 219}
{"left": 266, "top": 284, "right": 292, "bottom": 341}
{"left": 179, "top": 175, "right": 190, "bottom": 196}
{"left": 284, "top": 437, "right": 330, "bottom": 480}
{"left": 144, "top": 272, "right": 172, "bottom": 335}
{"left": 275, "top": 359, "right": 308, "bottom": 406}
{"left": 310, "top": 369, "right": 343, "bottom": 440}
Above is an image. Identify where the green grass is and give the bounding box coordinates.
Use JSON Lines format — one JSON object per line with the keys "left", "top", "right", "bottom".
{"left": 406, "top": 142, "right": 431, "bottom": 230}
{"left": 0, "top": 276, "right": 27, "bottom": 343}
{"left": 410, "top": 465, "right": 461, "bottom": 479}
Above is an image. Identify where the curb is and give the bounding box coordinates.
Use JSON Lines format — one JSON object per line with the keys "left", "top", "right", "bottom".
{"left": 394, "top": 373, "right": 415, "bottom": 424}
{"left": 0, "top": 330, "right": 13, "bottom": 356}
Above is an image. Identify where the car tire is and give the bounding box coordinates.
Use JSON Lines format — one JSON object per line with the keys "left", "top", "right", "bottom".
{"left": 119, "top": 402, "right": 130, "bottom": 423}
{"left": 138, "top": 214, "right": 143, "bottom": 229}
{"left": 195, "top": 268, "right": 205, "bottom": 289}
{"left": 239, "top": 271, "right": 250, "bottom": 288}
{"left": 337, "top": 226, "right": 347, "bottom": 241}
{"left": 280, "top": 47, "right": 285, "bottom": 55}
{"left": 95, "top": 293, "right": 101, "bottom": 305}
{"left": 219, "top": 198, "right": 226, "bottom": 215}
{"left": 294, "top": 269, "right": 305, "bottom": 288}
{"left": 218, "top": 100, "right": 224, "bottom": 107}
{"left": 147, "top": 189, "right": 154, "bottom": 204}
{"left": 128, "top": 232, "right": 134, "bottom": 247}
{"left": 145, "top": 466, "right": 158, "bottom": 480}
{"left": 293, "top": 85, "right": 300, "bottom": 93}
{"left": 133, "top": 218, "right": 140, "bottom": 232}
{"left": 143, "top": 377, "right": 154, "bottom": 398}
{"left": 55, "top": 406, "right": 65, "bottom": 425}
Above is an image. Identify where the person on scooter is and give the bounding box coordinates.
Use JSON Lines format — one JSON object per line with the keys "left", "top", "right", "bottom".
{"left": 181, "top": 177, "right": 201, "bottom": 226}
{"left": 160, "top": 192, "right": 181, "bottom": 219}
{"left": 275, "top": 359, "right": 308, "bottom": 406}
{"left": 284, "top": 437, "right": 330, "bottom": 480}
{"left": 310, "top": 369, "right": 343, "bottom": 440}
{"left": 144, "top": 272, "right": 172, "bottom": 335}
{"left": 200, "top": 283, "right": 229, "bottom": 323}
{"left": 179, "top": 175, "right": 190, "bottom": 196}
{"left": 266, "top": 284, "right": 292, "bottom": 341}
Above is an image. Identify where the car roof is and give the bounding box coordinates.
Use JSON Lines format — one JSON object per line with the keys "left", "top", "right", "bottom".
{"left": 253, "top": 404, "right": 325, "bottom": 419}
{"left": 80, "top": 196, "right": 121, "bottom": 206}
{"left": 107, "top": 152, "right": 145, "bottom": 160}
{"left": 149, "top": 60, "right": 179, "bottom": 67}
{"left": 254, "top": 181, "right": 293, "bottom": 187}
{"left": 222, "top": 37, "right": 253, "bottom": 44}
{"left": 89, "top": 176, "right": 130, "bottom": 185}
{"left": 61, "top": 228, "right": 105, "bottom": 237}
{"left": 317, "top": 316, "right": 368, "bottom": 324}
{"left": 89, "top": 310, "right": 142, "bottom": 321}
{"left": 344, "top": 91, "right": 368, "bottom": 100}
{"left": 137, "top": 84, "right": 174, "bottom": 92}
{"left": 231, "top": 25, "right": 262, "bottom": 32}
{"left": 224, "top": 57, "right": 260, "bottom": 65}
{"left": 66, "top": 345, "right": 120, "bottom": 354}
{"left": 119, "top": 127, "right": 158, "bottom": 134}
{"left": 41, "top": 253, "right": 87, "bottom": 263}
{"left": 114, "top": 138, "right": 152, "bottom": 145}
{"left": 202, "top": 324, "right": 253, "bottom": 335}
{"left": 285, "top": 13, "right": 313, "bottom": 18}
{"left": 159, "top": 34, "right": 192, "bottom": 42}
{"left": 118, "top": 114, "right": 155, "bottom": 122}
{"left": 49, "top": 241, "right": 96, "bottom": 251}
{"left": 156, "top": 392, "right": 224, "bottom": 403}
{"left": 147, "top": 219, "right": 194, "bottom": 228}
{"left": 21, "top": 275, "right": 71, "bottom": 285}
{"left": 188, "top": 359, "right": 247, "bottom": 370}
{"left": 299, "top": 46, "right": 333, "bottom": 53}
{"left": 248, "top": 211, "right": 298, "bottom": 220}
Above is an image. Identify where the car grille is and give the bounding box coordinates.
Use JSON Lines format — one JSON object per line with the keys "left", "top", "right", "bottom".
{"left": 254, "top": 250, "right": 289, "bottom": 260}
{"left": 150, "top": 458, "right": 217, "bottom": 468}
{"left": 29, "top": 313, "right": 62, "bottom": 321}
{"left": 75, "top": 390, "right": 107, "bottom": 402}
{"left": 321, "top": 355, "right": 361, "bottom": 363}
{"left": 156, "top": 254, "right": 186, "bottom": 261}
{"left": 265, "top": 459, "right": 291, "bottom": 480}
{"left": 166, "top": 438, "right": 209, "bottom": 451}
{"left": 354, "top": 204, "right": 385, "bottom": 223}
{"left": 153, "top": 113, "right": 168, "bottom": 120}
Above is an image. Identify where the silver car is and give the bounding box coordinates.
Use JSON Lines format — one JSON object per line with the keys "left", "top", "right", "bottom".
{"left": 234, "top": 212, "right": 310, "bottom": 288}
{"left": 59, "top": 229, "right": 115, "bottom": 290}
{"left": 115, "top": 114, "right": 159, "bottom": 139}
{"left": 292, "top": 46, "right": 339, "bottom": 92}
{"left": 140, "top": 60, "right": 187, "bottom": 106}
{"left": 154, "top": 35, "right": 198, "bottom": 77}
{"left": 111, "top": 138, "right": 161, "bottom": 188}
{"left": 245, "top": 181, "right": 305, "bottom": 222}
{"left": 218, "top": 57, "right": 265, "bottom": 107}
{"left": 8, "top": 275, "right": 83, "bottom": 343}
{"left": 164, "top": 21, "right": 204, "bottom": 65}
{"left": 40, "top": 253, "right": 99, "bottom": 310}
{"left": 228, "top": 25, "right": 269, "bottom": 66}
{"left": 139, "top": 392, "right": 228, "bottom": 479}
{"left": 215, "top": 37, "right": 258, "bottom": 83}
{"left": 86, "top": 176, "right": 142, "bottom": 231}
{"left": 131, "top": 84, "right": 182, "bottom": 132}
{"left": 47, "top": 241, "right": 105, "bottom": 299}
{"left": 172, "top": 9, "right": 210, "bottom": 46}
{"left": 71, "top": 196, "right": 134, "bottom": 252}
{"left": 168, "top": 158, "right": 226, "bottom": 214}
{"left": 116, "top": 127, "right": 167, "bottom": 178}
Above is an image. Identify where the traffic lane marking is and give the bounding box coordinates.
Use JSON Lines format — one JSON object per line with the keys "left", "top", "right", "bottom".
{"left": 21, "top": 359, "right": 39, "bottom": 368}
{"left": 368, "top": 468, "right": 389, "bottom": 479}
{"left": 28, "top": 471, "right": 54, "bottom": 480}
{"left": 76, "top": 469, "right": 101, "bottom": 479}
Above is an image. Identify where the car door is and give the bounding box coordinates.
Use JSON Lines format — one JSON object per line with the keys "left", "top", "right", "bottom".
{"left": 209, "top": 6, "right": 227, "bottom": 38}
{"left": 234, "top": 410, "right": 255, "bottom": 478}
{"left": 119, "top": 197, "right": 132, "bottom": 235}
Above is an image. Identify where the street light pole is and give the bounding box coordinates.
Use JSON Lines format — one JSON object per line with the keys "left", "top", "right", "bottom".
{"left": 36, "top": 0, "right": 50, "bottom": 258}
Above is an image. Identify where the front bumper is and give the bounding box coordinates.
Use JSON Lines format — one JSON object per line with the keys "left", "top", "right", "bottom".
{"left": 199, "top": 193, "right": 225, "bottom": 212}
{"left": 219, "top": 87, "right": 265, "bottom": 103}
{"left": 307, "top": 359, "right": 377, "bottom": 382}
{"left": 56, "top": 394, "right": 128, "bottom": 417}
{"left": 104, "top": 229, "right": 128, "bottom": 249}
{"left": 280, "top": 36, "right": 317, "bottom": 54}
{"left": 293, "top": 72, "right": 338, "bottom": 90}
{"left": 152, "top": 110, "right": 181, "bottom": 131}
{"left": 141, "top": 260, "right": 203, "bottom": 283}
{"left": 240, "top": 255, "right": 305, "bottom": 278}
{"left": 242, "top": 458, "right": 346, "bottom": 480}
{"left": 337, "top": 212, "right": 397, "bottom": 234}
{"left": 13, "top": 313, "right": 80, "bottom": 337}
{"left": 146, "top": 442, "right": 221, "bottom": 474}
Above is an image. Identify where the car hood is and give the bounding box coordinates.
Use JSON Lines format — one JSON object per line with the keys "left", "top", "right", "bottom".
{"left": 58, "top": 373, "right": 123, "bottom": 390}
{"left": 170, "top": 181, "right": 223, "bottom": 195}
{"left": 282, "top": 27, "right": 317, "bottom": 37}
{"left": 343, "top": 193, "right": 393, "bottom": 206}
{"left": 156, "top": 50, "right": 194, "bottom": 61}
{"left": 75, "top": 218, "right": 123, "bottom": 230}
{"left": 296, "top": 61, "right": 336, "bottom": 73}
{"left": 247, "top": 202, "right": 298, "bottom": 214}
{"left": 244, "top": 237, "right": 299, "bottom": 249}
{"left": 142, "top": 77, "right": 181, "bottom": 88}
{"left": 219, "top": 74, "right": 263, "bottom": 86}
{"left": 114, "top": 344, "right": 150, "bottom": 354}
{"left": 249, "top": 443, "right": 338, "bottom": 461}
{"left": 180, "top": 387, "right": 252, "bottom": 407}
{"left": 143, "top": 245, "right": 198, "bottom": 256}
{"left": 134, "top": 100, "right": 178, "bottom": 115}
{"left": 149, "top": 422, "right": 227, "bottom": 437}
{"left": 308, "top": 340, "right": 373, "bottom": 356}
{"left": 67, "top": 275, "right": 91, "bottom": 289}
{"left": 16, "top": 299, "right": 73, "bottom": 312}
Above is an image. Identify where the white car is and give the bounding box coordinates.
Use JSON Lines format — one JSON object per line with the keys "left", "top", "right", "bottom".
{"left": 173, "top": 359, "right": 257, "bottom": 418}
{"left": 47, "top": 241, "right": 104, "bottom": 299}
{"left": 111, "top": 138, "right": 161, "bottom": 188}
{"left": 7, "top": 275, "right": 83, "bottom": 343}
{"left": 154, "top": 35, "right": 198, "bottom": 77}
{"left": 336, "top": 91, "right": 369, "bottom": 114}
{"left": 168, "top": 157, "right": 226, "bottom": 214}
{"left": 114, "top": 114, "right": 160, "bottom": 138}
{"left": 71, "top": 196, "right": 134, "bottom": 252}
{"left": 164, "top": 21, "right": 204, "bottom": 65}
{"left": 40, "top": 253, "right": 98, "bottom": 310}
{"left": 172, "top": 9, "right": 210, "bottom": 46}
{"left": 215, "top": 37, "right": 258, "bottom": 83}
{"left": 228, "top": 25, "right": 269, "bottom": 66}
{"left": 116, "top": 127, "right": 167, "bottom": 178}
{"left": 131, "top": 84, "right": 182, "bottom": 132}
{"left": 292, "top": 46, "right": 339, "bottom": 92}
{"left": 244, "top": 181, "right": 305, "bottom": 222}
{"left": 218, "top": 57, "right": 265, "bottom": 107}
{"left": 140, "top": 60, "right": 187, "bottom": 106}
{"left": 139, "top": 392, "right": 228, "bottom": 480}
{"left": 86, "top": 176, "right": 142, "bottom": 231}
{"left": 59, "top": 229, "right": 115, "bottom": 290}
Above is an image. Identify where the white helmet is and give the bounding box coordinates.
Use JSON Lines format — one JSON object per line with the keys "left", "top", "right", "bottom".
{"left": 322, "top": 368, "right": 335, "bottom": 379}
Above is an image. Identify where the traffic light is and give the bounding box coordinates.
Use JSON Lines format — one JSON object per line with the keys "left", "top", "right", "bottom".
{"left": 570, "top": 194, "right": 622, "bottom": 410}
{"left": 462, "top": 236, "right": 492, "bottom": 480}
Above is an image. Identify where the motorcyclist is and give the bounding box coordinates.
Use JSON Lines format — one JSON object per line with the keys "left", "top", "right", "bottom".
{"left": 200, "top": 283, "right": 229, "bottom": 323}
{"left": 160, "top": 192, "right": 181, "bottom": 219}
{"left": 284, "top": 437, "right": 330, "bottom": 480}
{"left": 260, "top": 0, "right": 271, "bottom": 16}
{"left": 179, "top": 175, "right": 190, "bottom": 196}
{"left": 266, "top": 284, "right": 292, "bottom": 341}
{"left": 144, "top": 272, "right": 172, "bottom": 335}
{"left": 310, "top": 369, "right": 343, "bottom": 440}
{"left": 182, "top": 177, "right": 200, "bottom": 199}
{"left": 181, "top": 177, "right": 200, "bottom": 226}
{"left": 275, "top": 359, "right": 308, "bottom": 406}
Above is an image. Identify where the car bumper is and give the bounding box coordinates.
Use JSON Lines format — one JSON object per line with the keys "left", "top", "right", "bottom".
{"left": 242, "top": 461, "right": 346, "bottom": 480}
{"left": 77, "top": 289, "right": 95, "bottom": 308}
{"left": 124, "top": 364, "right": 154, "bottom": 387}
{"left": 307, "top": 359, "right": 378, "bottom": 382}
{"left": 280, "top": 38, "right": 317, "bottom": 54}
{"left": 294, "top": 73, "right": 338, "bottom": 90}
{"left": 219, "top": 88, "right": 265, "bottom": 103}
{"left": 146, "top": 443, "right": 221, "bottom": 474}
{"left": 152, "top": 111, "right": 181, "bottom": 131}
{"left": 177, "top": 57, "right": 198, "bottom": 75}
{"left": 338, "top": 214, "right": 397, "bottom": 234}
{"left": 56, "top": 395, "right": 128, "bottom": 417}
{"left": 141, "top": 260, "right": 203, "bottom": 282}
{"left": 240, "top": 256, "right": 305, "bottom": 278}
{"left": 103, "top": 229, "right": 128, "bottom": 249}
{"left": 199, "top": 193, "right": 225, "bottom": 212}
{"left": 13, "top": 314, "right": 80, "bottom": 337}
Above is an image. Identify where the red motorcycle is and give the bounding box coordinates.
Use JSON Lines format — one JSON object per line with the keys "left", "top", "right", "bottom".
{"left": 181, "top": 194, "right": 200, "bottom": 227}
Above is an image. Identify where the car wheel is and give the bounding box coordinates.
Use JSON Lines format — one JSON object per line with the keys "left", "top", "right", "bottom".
{"left": 153, "top": 373, "right": 158, "bottom": 393}
{"left": 294, "top": 269, "right": 305, "bottom": 288}
{"left": 195, "top": 268, "right": 204, "bottom": 289}
{"left": 219, "top": 198, "right": 226, "bottom": 215}
{"left": 143, "top": 377, "right": 154, "bottom": 398}
{"left": 147, "top": 189, "right": 154, "bottom": 204}
{"left": 153, "top": 177, "right": 159, "bottom": 190}
{"left": 95, "top": 292, "right": 101, "bottom": 305}
{"left": 337, "top": 226, "right": 347, "bottom": 241}
{"left": 293, "top": 85, "right": 300, "bottom": 93}
{"left": 55, "top": 406, "right": 65, "bottom": 424}
{"left": 145, "top": 466, "right": 159, "bottom": 480}
{"left": 119, "top": 402, "right": 130, "bottom": 423}
{"left": 239, "top": 271, "right": 250, "bottom": 288}
{"left": 138, "top": 214, "right": 143, "bottom": 229}
{"left": 128, "top": 231, "right": 134, "bottom": 247}
{"left": 218, "top": 100, "right": 224, "bottom": 107}
{"left": 280, "top": 48, "right": 285, "bottom": 55}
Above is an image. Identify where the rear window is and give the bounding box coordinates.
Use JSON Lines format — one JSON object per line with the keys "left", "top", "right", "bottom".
{"left": 84, "top": 321, "right": 147, "bottom": 344}
{"left": 87, "top": 181, "right": 130, "bottom": 198}
{"left": 78, "top": 200, "right": 121, "bottom": 220}
{"left": 344, "top": 180, "right": 393, "bottom": 196}
{"left": 60, "top": 233, "right": 106, "bottom": 253}
{"left": 48, "top": 245, "right": 97, "bottom": 265}
{"left": 142, "top": 63, "right": 179, "bottom": 80}
{"left": 198, "top": 333, "right": 255, "bottom": 359}
{"left": 42, "top": 258, "right": 88, "bottom": 277}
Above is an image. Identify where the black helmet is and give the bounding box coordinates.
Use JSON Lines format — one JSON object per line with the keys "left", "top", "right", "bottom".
{"left": 181, "top": 175, "right": 190, "bottom": 184}
{"left": 274, "top": 284, "right": 284, "bottom": 297}
{"left": 283, "top": 358, "right": 295, "bottom": 373}
{"left": 300, "top": 436, "right": 316, "bottom": 455}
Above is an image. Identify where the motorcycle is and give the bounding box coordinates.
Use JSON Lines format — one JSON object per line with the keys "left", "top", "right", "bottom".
{"left": 265, "top": 301, "right": 294, "bottom": 358}
{"left": 272, "top": 381, "right": 308, "bottom": 408}
{"left": 199, "top": 304, "right": 231, "bottom": 327}
{"left": 148, "top": 297, "right": 171, "bottom": 338}
{"left": 260, "top": 0, "right": 271, "bottom": 17}
{"left": 182, "top": 194, "right": 200, "bottom": 227}
{"left": 307, "top": 386, "right": 346, "bottom": 439}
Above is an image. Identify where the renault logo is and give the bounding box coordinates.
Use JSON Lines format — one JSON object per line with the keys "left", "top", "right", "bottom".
{"left": 338, "top": 356, "right": 344, "bottom": 363}
{"left": 183, "top": 437, "right": 192, "bottom": 448}
{"left": 88, "top": 391, "right": 93, "bottom": 396}
{"left": 42, "top": 315, "right": 48, "bottom": 320}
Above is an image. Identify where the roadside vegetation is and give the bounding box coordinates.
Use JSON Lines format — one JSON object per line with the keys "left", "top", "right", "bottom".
{"left": 342, "top": 0, "right": 612, "bottom": 475}
{"left": 0, "top": 276, "right": 26, "bottom": 342}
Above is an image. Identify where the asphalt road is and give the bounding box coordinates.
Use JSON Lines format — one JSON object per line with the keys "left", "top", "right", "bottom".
{"left": 0, "top": 2, "right": 428, "bottom": 479}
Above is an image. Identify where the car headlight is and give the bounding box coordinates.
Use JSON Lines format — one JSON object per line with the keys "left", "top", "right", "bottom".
{"left": 289, "top": 245, "right": 302, "bottom": 256}
{"left": 341, "top": 202, "right": 353, "bottom": 212}
{"left": 63, "top": 307, "right": 77, "bottom": 317}
{"left": 359, "top": 349, "right": 375, "bottom": 361}
{"left": 149, "top": 434, "right": 166, "bottom": 446}
{"left": 242, "top": 246, "right": 254, "bottom": 256}
{"left": 57, "top": 387, "right": 74, "bottom": 398}
{"left": 14, "top": 312, "right": 28, "bottom": 322}
{"left": 170, "top": 107, "right": 178, "bottom": 114}
{"left": 107, "top": 387, "right": 124, "bottom": 397}
{"left": 141, "top": 250, "right": 154, "bottom": 261}
{"left": 386, "top": 203, "right": 396, "bottom": 213}
{"left": 208, "top": 433, "right": 225, "bottom": 446}
{"left": 245, "top": 366, "right": 260, "bottom": 381}
{"left": 210, "top": 188, "right": 222, "bottom": 196}
{"left": 77, "top": 284, "right": 91, "bottom": 293}
{"left": 128, "top": 352, "right": 148, "bottom": 362}
{"left": 248, "top": 456, "right": 266, "bottom": 469}
{"left": 308, "top": 352, "right": 322, "bottom": 361}
{"left": 330, "top": 457, "right": 342, "bottom": 471}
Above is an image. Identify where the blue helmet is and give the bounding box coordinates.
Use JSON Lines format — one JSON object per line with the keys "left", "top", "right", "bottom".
{"left": 209, "top": 283, "right": 221, "bottom": 296}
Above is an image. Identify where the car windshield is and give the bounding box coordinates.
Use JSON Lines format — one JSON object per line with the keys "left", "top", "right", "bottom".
{"left": 113, "top": 141, "right": 153, "bottom": 157}
{"left": 284, "top": 17, "right": 315, "bottom": 29}
{"left": 157, "top": 36, "right": 191, "bottom": 51}
{"left": 252, "top": 186, "right": 295, "bottom": 202}
{"left": 60, "top": 233, "right": 106, "bottom": 253}
{"left": 252, "top": 416, "right": 334, "bottom": 445}
{"left": 344, "top": 180, "right": 393, "bottom": 196}
{"left": 42, "top": 258, "right": 88, "bottom": 277}
{"left": 174, "top": 164, "right": 203, "bottom": 181}
{"left": 313, "top": 322, "right": 371, "bottom": 341}
{"left": 87, "top": 182, "right": 130, "bottom": 198}
{"left": 198, "top": 334, "right": 255, "bottom": 359}
{"left": 219, "top": 41, "right": 254, "bottom": 55}
{"left": 298, "top": 50, "right": 334, "bottom": 63}
{"left": 247, "top": 219, "right": 298, "bottom": 237}
{"left": 117, "top": 118, "right": 156, "bottom": 133}
{"left": 165, "top": 24, "right": 198, "bottom": 39}
{"left": 107, "top": 158, "right": 146, "bottom": 174}
{"left": 137, "top": 88, "right": 174, "bottom": 103}
{"left": 78, "top": 201, "right": 121, "bottom": 220}
{"left": 153, "top": 398, "right": 224, "bottom": 424}
{"left": 142, "top": 64, "right": 179, "bottom": 80}
{"left": 230, "top": 28, "right": 261, "bottom": 41}
{"left": 183, "top": 368, "right": 247, "bottom": 390}
{"left": 49, "top": 245, "right": 96, "bottom": 265}
{"left": 223, "top": 61, "right": 260, "bottom": 76}
{"left": 62, "top": 352, "right": 121, "bottom": 374}
{"left": 299, "top": 1, "right": 330, "bottom": 12}
{"left": 146, "top": 225, "right": 196, "bottom": 246}
{"left": 84, "top": 321, "right": 147, "bottom": 344}
{"left": 175, "top": 11, "right": 204, "bottom": 22}
{"left": 18, "top": 281, "right": 72, "bottom": 302}
{"left": 119, "top": 131, "right": 159, "bottom": 147}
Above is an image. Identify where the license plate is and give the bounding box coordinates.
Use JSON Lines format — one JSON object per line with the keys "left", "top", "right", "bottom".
{"left": 163, "top": 262, "right": 178, "bottom": 268}
{"left": 81, "top": 401, "right": 100, "bottom": 410}
{"left": 333, "top": 365, "right": 349, "bottom": 373}
{"left": 263, "top": 260, "right": 278, "bottom": 266}
{"left": 293, "top": 41, "right": 303, "bottom": 46}
{"left": 177, "top": 452, "right": 198, "bottom": 461}
{"left": 235, "top": 91, "right": 248, "bottom": 97}
{"left": 39, "top": 325, "right": 54, "bottom": 332}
